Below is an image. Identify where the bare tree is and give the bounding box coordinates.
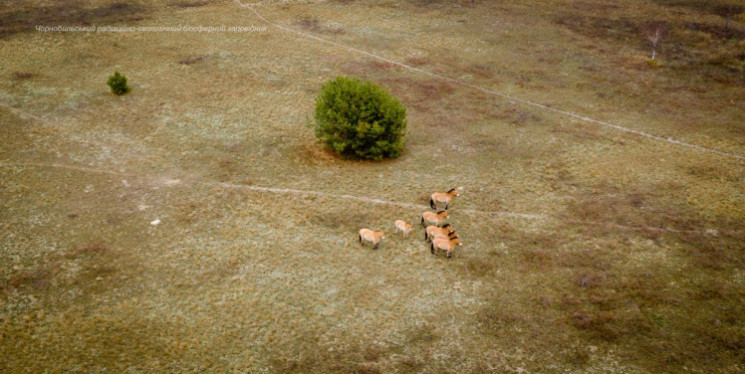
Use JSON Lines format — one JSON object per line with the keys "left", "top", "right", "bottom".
{"left": 645, "top": 21, "right": 668, "bottom": 61}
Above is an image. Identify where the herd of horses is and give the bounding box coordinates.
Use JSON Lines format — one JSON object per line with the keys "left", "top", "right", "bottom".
{"left": 358, "top": 188, "right": 462, "bottom": 258}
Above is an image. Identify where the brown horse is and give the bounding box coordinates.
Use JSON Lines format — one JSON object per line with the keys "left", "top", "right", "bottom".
{"left": 430, "top": 188, "right": 460, "bottom": 210}
{"left": 359, "top": 229, "right": 385, "bottom": 249}
{"left": 421, "top": 210, "right": 448, "bottom": 227}
{"left": 394, "top": 220, "right": 413, "bottom": 237}
{"left": 424, "top": 223, "right": 454, "bottom": 241}
{"left": 430, "top": 230, "right": 458, "bottom": 244}
{"left": 431, "top": 236, "right": 462, "bottom": 258}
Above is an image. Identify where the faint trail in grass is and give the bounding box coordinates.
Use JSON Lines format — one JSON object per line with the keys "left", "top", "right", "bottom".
{"left": 3, "top": 160, "right": 725, "bottom": 235}
{"left": 213, "top": 180, "right": 546, "bottom": 220}
{"left": 232, "top": 0, "right": 745, "bottom": 161}
{"left": 0, "top": 162, "right": 185, "bottom": 190}
{"left": 3, "top": 162, "right": 139, "bottom": 178}
{"left": 0, "top": 102, "right": 148, "bottom": 163}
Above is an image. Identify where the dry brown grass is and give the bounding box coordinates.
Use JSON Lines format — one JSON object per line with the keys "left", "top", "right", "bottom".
{"left": 1, "top": 0, "right": 744, "bottom": 372}
{"left": 0, "top": 1, "right": 146, "bottom": 38}
{"left": 1, "top": 266, "right": 57, "bottom": 295}
{"left": 170, "top": 1, "right": 211, "bottom": 8}
{"left": 380, "top": 76, "right": 456, "bottom": 112}
{"left": 11, "top": 72, "right": 36, "bottom": 80}
{"left": 178, "top": 55, "right": 206, "bottom": 65}
{"left": 294, "top": 17, "right": 345, "bottom": 34}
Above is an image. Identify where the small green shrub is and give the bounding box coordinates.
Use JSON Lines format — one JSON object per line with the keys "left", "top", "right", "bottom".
{"left": 107, "top": 71, "right": 131, "bottom": 96}
{"left": 646, "top": 59, "right": 660, "bottom": 68}
{"left": 310, "top": 76, "right": 407, "bottom": 161}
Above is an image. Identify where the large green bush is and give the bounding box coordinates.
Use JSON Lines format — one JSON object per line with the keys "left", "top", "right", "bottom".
{"left": 310, "top": 76, "right": 407, "bottom": 161}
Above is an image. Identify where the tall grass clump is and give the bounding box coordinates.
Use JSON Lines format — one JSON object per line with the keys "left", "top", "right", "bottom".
{"left": 310, "top": 76, "right": 407, "bottom": 161}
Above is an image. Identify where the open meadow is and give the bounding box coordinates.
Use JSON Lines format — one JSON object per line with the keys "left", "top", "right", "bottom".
{"left": 1, "top": 0, "right": 744, "bottom": 372}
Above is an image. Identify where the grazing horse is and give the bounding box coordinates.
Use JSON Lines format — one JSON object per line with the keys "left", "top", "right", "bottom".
{"left": 424, "top": 223, "right": 454, "bottom": 241}
{"left": 430, "top": 230, "right": 458, "bottom": 244}
{"left": 431, "top": 236, "right": 463, "bottom": 259}
{"left": 430, "top": 188, "right": 460, "bottom": 210}
{"left": 421, "top": 210, "right": 449, "bottom": 227}
{"left": 359, "top": 228, "right": 385, "bottom": 249}
{"left": 394, "top": 220, "right": 413, "bottom": 237}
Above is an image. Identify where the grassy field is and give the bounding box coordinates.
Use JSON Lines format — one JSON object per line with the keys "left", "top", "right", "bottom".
{"left": 2, "top": 0, "right": 744, "bottom": 372}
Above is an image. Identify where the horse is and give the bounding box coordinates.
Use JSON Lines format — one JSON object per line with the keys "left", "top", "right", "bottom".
{"left": 429, "top": 230, "right": 458, "bottom": 244}
{"left": 430, "top": 188, "right": 460, "bottom": 210}
{"left": 424, "top": 223, "right": 454, "bottom": 241}
{"left": 359, "top": 228, "right": 385, "bottom": 249}
{"left": 421, "top": 210, "right": 449, "bottom": 227}
{"left": 430, "top": 236, "right": 462, "bottom": 258}
{"left": 394, "top": 220, "right": 413, "bottom": 237}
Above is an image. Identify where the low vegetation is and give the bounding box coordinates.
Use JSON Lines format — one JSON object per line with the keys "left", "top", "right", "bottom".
{"left": 107, "top": 71, "right": 131, "bottom": 96}
{"left": 1, "top": 0, "right": 743, "bottom": 372}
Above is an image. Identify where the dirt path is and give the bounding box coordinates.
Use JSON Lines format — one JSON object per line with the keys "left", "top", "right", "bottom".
{"left": 232, "top": 0, "right": 745, "bottom": 161}
{"left": 3, "top": 160, "right": 728, "bottom": 236}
